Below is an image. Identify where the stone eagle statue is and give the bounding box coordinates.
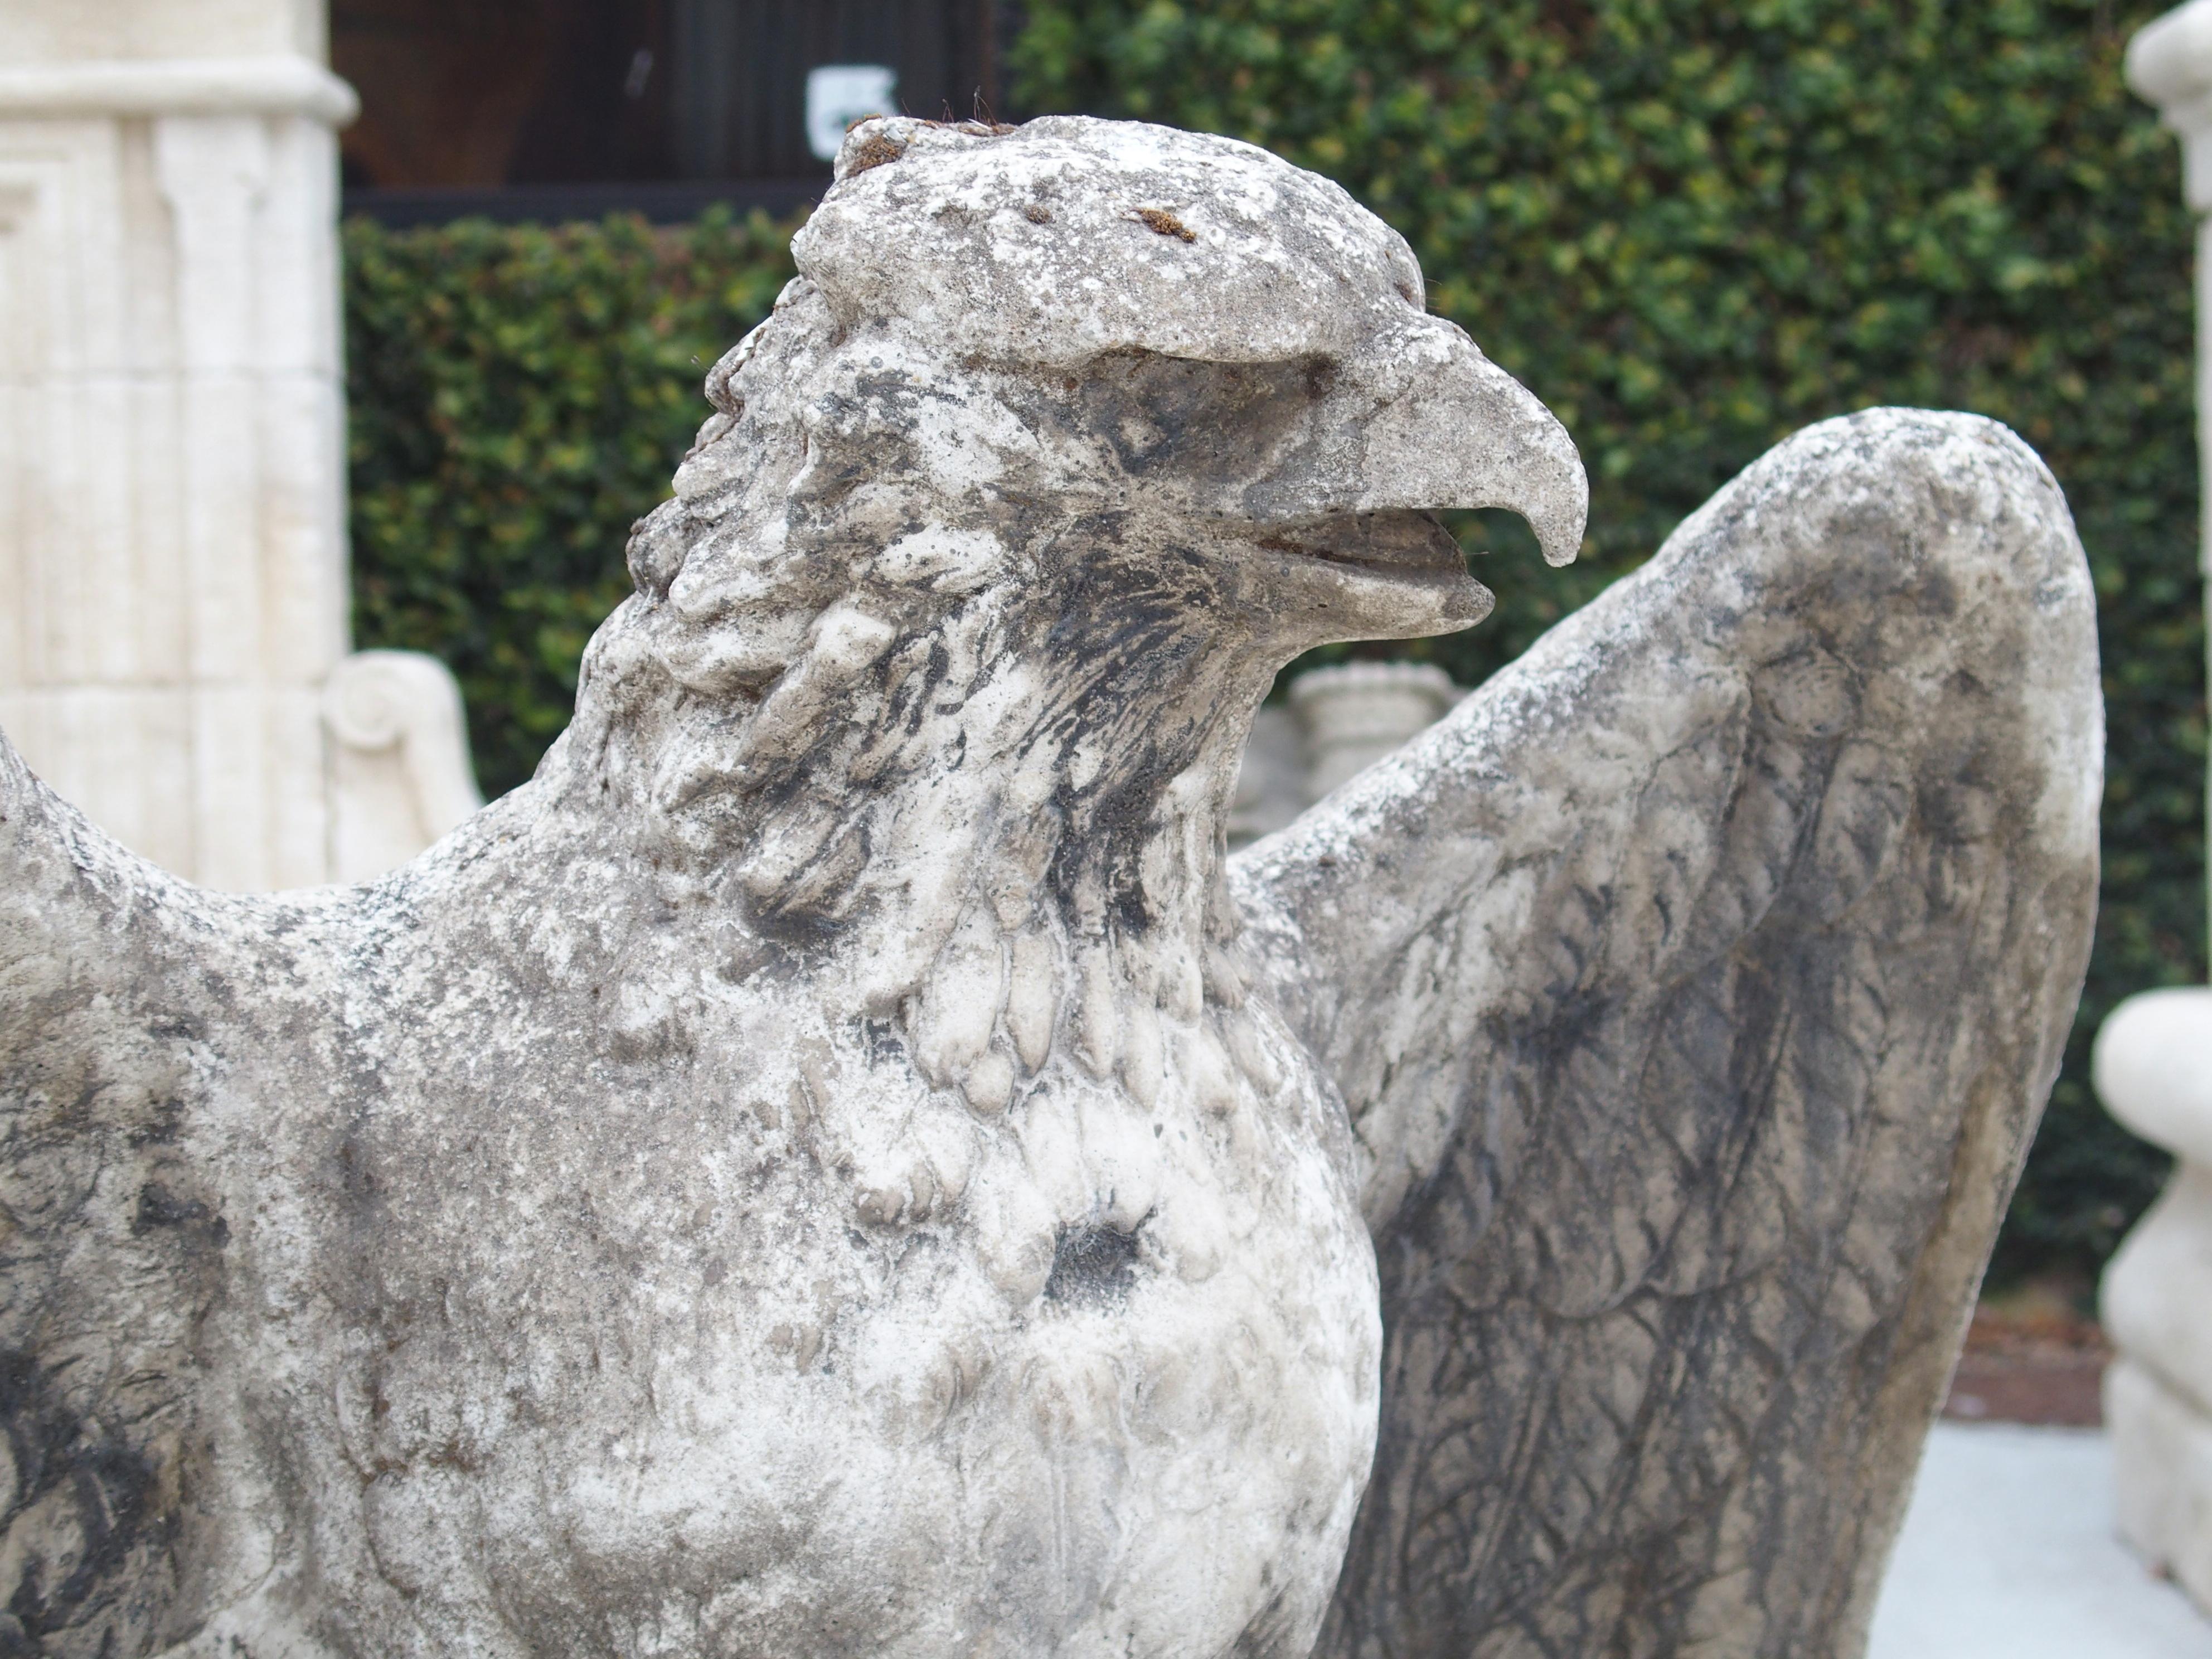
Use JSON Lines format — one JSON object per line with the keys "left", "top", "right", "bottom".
{"left": 0, "top": 117, "right": 2099, "bottom": 1659}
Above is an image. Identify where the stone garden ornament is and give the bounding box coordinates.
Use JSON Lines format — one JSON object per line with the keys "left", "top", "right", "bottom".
{"left": 0, "top": 117, "right": 2100, "bottom": 1658}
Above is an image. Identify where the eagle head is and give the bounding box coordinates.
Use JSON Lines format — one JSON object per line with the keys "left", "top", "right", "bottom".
{"left": 556, "top": 114, "right": 1585, "bottom": 1102}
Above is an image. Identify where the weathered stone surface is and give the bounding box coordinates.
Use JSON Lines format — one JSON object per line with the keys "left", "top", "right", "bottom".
{"left": 1244, "top": 408, "right": 2103, "bottom": 1659}
{"left": 0, "top": 114, "right": 2097, "bottom": 1659}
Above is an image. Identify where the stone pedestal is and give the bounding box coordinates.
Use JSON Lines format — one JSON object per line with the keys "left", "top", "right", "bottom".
{"left": 0, "top": 0, "right": 474, "bottom": 889}
{"left": 2106, "top": 7, "right": 2212, "bottom": 1618}
{"left": 2096, "top": 990, "right": 2212, "bottom": 1613}
{"left": 1229, "top": 662, "right": 1462, "bottom": 846}
{"left": 2132, "top": 0, "right": 2212, "bottom": 955}
{"left": 1289, "top": 661, "right": 1461, "bottom": 799}
{"left": 323, "top": 648, "right": 484, "bottom": 882}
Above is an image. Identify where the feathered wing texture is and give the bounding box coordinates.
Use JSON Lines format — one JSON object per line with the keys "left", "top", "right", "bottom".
{"left": 0, "top": 731, "right": 249, "bottom": 1655}
{"left": 1230, "top": 409, "right": 2102, "bottom": 1659}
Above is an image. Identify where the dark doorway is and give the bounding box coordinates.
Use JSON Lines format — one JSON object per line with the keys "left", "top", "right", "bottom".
{"left": 336, "top": 0, "right": 1007, "bottom": 222}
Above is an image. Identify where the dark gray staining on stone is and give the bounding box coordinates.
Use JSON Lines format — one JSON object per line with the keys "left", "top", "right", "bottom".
{"left": 0, "top": 110, "right": 2094, "bottom": 1659}
{"left": 1044, "top": 1222, "right": 1143, "bottom": 1307}
{"left": 0, "top": 1352, "right": 171, "bottom": 1657}
{"left": 130, "top": 1181, "right": 225, "bottom": 1244}
{"left": 1232, "top": 409, "right": 2102, "bottom": 1659}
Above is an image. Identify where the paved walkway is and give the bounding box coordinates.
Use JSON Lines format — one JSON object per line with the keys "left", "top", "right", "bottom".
{"left": 1869, "top": 1423, "right": 2211, "bottom": 1657}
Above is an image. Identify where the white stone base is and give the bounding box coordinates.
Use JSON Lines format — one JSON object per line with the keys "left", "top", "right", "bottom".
{"left": 324, "top": 649, "right": 482, "bottom": 882}
{"left": 1288, "top": 661, "right": 1461, "bottom": 798}
{"left": 1, "top": 649, "right": 480, "bottom": 889}
{"left": 2097, "top": 987, "right": 2212, "bottom": 1623}
{"left": 1227, "top": 662, "right": 1464, "bottom": 847}
{"left": 2109, "top": 1358, "right": 2212, "bottom": 1613}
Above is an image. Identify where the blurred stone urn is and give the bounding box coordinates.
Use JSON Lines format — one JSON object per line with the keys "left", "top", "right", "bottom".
{"left": 2095, "top": 991, "right": 2212, "bottom": 1614}
{"left": 1229, "top": 662, "right": 1461, "bottom": 846}
{"left": 2097, "top": 0, "right": 2212, "bottom": 1618}
{"left": 0, "top": 0, "right": 477, "bottom": 889}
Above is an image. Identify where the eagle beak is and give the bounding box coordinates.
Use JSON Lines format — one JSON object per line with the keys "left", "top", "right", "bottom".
{"left": 1230, "top": 316, "right": 1588, "bottom": 648}
{"left": 1328, "top": 316, "right": 1588, "bottom": 569}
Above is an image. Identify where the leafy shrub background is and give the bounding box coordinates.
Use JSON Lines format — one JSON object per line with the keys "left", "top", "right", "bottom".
{"left": 346, "top": 0, "right": 2203, "bottom": 1279}
{"left": 346, "top": 210, "right": 795, "bottom": 794}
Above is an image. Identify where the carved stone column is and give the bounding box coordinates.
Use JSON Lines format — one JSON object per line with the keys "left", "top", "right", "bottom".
{"left": 1228, "top": 662, "right": 1463, "bottom": 847}
{"left": 0, "top": 0, "right": 476, "bottom": 889}
{"left": 2101, "top": 0, "right": 2212, "bottom": 1617}
{"left": 1288, "top": 661, "right": 1461, "bottom": 799}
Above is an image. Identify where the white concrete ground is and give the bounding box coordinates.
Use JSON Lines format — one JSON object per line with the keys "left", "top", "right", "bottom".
{"left": 1869, "top": 1423, "right": 2211, "bottom": 1657}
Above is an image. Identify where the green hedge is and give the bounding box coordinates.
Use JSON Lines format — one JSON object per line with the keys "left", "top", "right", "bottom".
{"left": 346, "top": 210, "right": 796, "bottom": 795}
{"left": 345, "top": 0, "right": 2203, "bottom": 1279}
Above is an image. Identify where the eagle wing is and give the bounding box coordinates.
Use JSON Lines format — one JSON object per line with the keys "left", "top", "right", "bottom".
{"left": 1229, "top": 409, "right": 2101, "bottom": 1659}
{"left": 0, "top": 730, "right": 249, "bottom": 1654}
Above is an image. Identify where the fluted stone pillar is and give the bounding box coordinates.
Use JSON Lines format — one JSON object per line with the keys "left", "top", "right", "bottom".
{"left": 1228, "top": 662, "right": 1464, "bottom": 847}
{"left": 0, "top": 0, "right": 475, "bottom": 889}
{"left": 1288, "top": 662, "right": 1461, "bottom": 800}
{"left": 2099, "top": 1, "right": 2212, "bottom": 1618}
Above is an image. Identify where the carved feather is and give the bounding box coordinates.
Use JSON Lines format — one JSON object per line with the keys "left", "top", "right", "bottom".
{"left": 0, "top": 743, "right": 242, "bottom": 1653}
{"left": 1235, "top": 408, "right": 2101, "bottom": 1658}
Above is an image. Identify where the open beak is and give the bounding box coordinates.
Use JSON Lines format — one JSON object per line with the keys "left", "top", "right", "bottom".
{"left": 1226, "top": 316, "right": 1588, "bottom": 647}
